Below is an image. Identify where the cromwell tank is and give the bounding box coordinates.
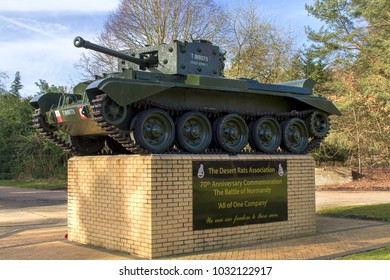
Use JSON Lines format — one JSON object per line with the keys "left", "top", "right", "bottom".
{"left": 30, "top": 36, "right": 341, "bottom": 155}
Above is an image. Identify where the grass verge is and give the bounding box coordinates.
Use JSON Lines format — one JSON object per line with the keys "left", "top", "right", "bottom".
{"left": 0, "top": 179, "right": 67, "bottom": 190}
{"left": 337, "top": 246, "right": 390, "bottom": 260}
{"left": 317, "top": 203, "right": 390, "bottom": 259}
{"left": 317, "top": 204, "right": 390, "bottom": 222}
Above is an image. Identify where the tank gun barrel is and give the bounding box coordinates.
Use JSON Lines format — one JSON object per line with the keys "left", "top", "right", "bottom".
{"left": 74, "top": 36, "right": 153, "bottom": 68}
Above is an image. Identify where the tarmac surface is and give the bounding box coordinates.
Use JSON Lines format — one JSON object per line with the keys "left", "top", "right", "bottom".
{"left": 1, "top": 186, "right": 390, "bottom": 260}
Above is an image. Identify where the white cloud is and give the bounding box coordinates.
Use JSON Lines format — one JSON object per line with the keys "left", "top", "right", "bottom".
{"left": 0, "top": 0, "right": 119, "bottom": 12}
{"left": 0, "top": 0, "right": 118, "bottom": 96}
{"left": 0, "top": 36, "right": 83, "bottom": 95}
{"left": 0, "top": 15, "right": 69, "bottom": 38}
{"left": 0, "top": 17, "right": 107, "bottom": 97}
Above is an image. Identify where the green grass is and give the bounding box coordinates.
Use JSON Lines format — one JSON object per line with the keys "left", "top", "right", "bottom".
{"left": 318, "top": 203, "right": 390, "bottom": 259}
{"left": 337, "top": 246, "right": 390, "bottom": 260}
{"left": 317, "top": 204, "right": 390, "bottom": 222}
{"left": 0, "top": 179, "right": 67, "bottom": 190}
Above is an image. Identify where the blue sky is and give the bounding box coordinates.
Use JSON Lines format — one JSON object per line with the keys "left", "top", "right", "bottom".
{"left": 0, "top": 0, "right": 321, "bottom": 97}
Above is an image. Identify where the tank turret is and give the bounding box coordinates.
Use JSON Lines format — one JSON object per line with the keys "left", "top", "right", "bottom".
{"left": 74, "top": 36, "right": 225, "bottom": 76}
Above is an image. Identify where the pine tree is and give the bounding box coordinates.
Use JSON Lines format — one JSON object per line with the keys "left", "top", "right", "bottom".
{"left": 9, "top": 71, "right": 23, "bottom": 98}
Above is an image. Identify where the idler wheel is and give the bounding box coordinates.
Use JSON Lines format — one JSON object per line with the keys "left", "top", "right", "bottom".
{"left": 69, "top": 135, "right": 106, "bottom": 155}
{"left": 176, "top": 111, "right": 212, "bottom": 153}
{"left": 281, "top": 118, "right": 308, "bottom": 153}
{"left": 249, "top": 116, "right": 281, "bottom": 153}
{"left": 101, "top": 97, "right": 127, "bottom": 125}
{"left": 133, "top": 108, "right": 175, "bottom": 153}
{"left": 213, "top": 114, "right": 248, "bottom": 153}
{"left": 306, "top": 110, "right": 330, "bottom": 138}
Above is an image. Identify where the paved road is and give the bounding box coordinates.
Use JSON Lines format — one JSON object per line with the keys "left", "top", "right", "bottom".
{"left": 316, "top": 191, "right": 390, "bottom": 210}
{"left": 0, "top": 186, "right": 67, "bottom": 228}
{"left": 0, "top": 186, "right": 66, "bottom": 209}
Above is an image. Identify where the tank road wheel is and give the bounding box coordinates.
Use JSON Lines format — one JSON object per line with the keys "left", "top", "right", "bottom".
{"left": 69, "top": 135, "right": 106, "bottom": 155}
{"left": 281, "top": 118, "right": 309, "bottom": 153}
{"left": 134, "top": 108, "right": 175, "bottom": 153}
{"left": 306, "top": 110, "right": 330, "bottom": 138}
{"left": 101, "top": 97, "right": 127, "bottom": 125}
{"left": 213, "top": 114, "right": 248, "bottom": 153}
{"left": 249, "top": 116, "right": 281, "bottom": 153}
{"left": 176, "top": 111, "right": 212, "bottom": 153}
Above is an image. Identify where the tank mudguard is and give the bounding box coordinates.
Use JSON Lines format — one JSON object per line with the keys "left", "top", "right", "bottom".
{"left": 85, "top": 77, "right": 174, "bottom": 106}
{"left": 290, "top": 95, "right": 342, "bottom": 116}
{"left": 29, "top": 93, "right": 62, "bottom": 113}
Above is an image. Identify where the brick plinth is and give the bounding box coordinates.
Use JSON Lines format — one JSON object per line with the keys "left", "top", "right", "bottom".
{"left": 68, "top": 154, "right": 316, "bottom": 259}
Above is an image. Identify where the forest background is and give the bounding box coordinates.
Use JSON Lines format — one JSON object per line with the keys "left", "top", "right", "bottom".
{"left": 0, "top": 0, "right": 388, "bottom": 180}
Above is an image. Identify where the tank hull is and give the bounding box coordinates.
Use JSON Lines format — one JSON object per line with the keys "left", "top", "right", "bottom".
{"left": 85, "top": 73, "right": 340, "bottom": 117}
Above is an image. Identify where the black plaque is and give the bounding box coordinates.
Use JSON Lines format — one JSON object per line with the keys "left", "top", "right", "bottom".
{"left": 193, "top": 160, "right": 287, "bottom": 230}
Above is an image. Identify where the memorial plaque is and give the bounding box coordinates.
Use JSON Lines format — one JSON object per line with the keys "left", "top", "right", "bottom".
{"left": 193, "top": 160, "right": 287, "bottom": 230}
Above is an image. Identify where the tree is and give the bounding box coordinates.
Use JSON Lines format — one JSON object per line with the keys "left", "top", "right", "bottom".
{"left": 306, "top": 0, "right": 389, "bottom": 72}
{"left": 282, "top": 47, "right": 333, "bottom": 87}
{"left": 9, "top": 71, "right": 23, "bottom": 98}
{"left": 76, "top": 0, "right": 229, "bottom": 77}
{"left": 0, "top": 90, "right": 34, "bottom": 178}
{"left": 0, "top": 76, "right": 68, "bottom": 179}
{"left": 305, "top": 0, "right": 390, "bottom": 168}
{"left": 305, "top": 0, "right": 367, "bottom": 64}
{"left": 35, "top": 79, "right": 69, "bottom": 95}
{"left": 0, "top": 72, "right": 8, "bottom": 94}
{"left": 224, "top": 2, "right": 298, "bottom": 83}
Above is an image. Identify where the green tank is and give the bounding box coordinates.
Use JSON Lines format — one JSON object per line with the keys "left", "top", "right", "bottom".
{"left": 30, "top": 36, "right": 341, "bottom": 155}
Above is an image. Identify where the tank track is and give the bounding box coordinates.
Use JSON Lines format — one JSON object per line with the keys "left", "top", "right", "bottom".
{"left": 91, "top": 94, "right": 326, "bottom": 155}
{"left": 32, "top": 109, "right": 80, "bottom": 155}
{"left": 91, "top": 94, "right": 145, "bottom": 154}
